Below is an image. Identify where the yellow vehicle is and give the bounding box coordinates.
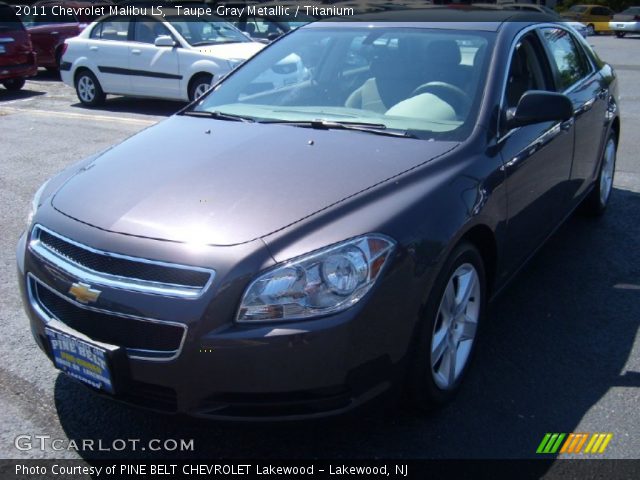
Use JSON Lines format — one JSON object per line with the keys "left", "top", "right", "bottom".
{"left": 561, "top": 4, "right": 615, "bottom": 35}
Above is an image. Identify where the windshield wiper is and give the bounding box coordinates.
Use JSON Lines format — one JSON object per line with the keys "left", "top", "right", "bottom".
{"left": 191, "top": 40, "right": 239, "bottom": 46}
{"left": 182, "top": 110, "right": 255, "bottom": 123}
{"left": 258, "top": 119, "right": 416, "bottom": 138}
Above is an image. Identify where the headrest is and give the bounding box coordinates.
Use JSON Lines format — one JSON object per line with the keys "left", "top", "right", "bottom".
{"left": 425, "top": 40, "right": 461, "bottom": 66}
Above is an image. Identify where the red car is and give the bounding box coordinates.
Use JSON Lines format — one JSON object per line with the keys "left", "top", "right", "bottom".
{"left": 0, "top": 2, "right": 37, "bottom": 91}
{"left": 23, "top": 4, "right": 89, "bottom": 71}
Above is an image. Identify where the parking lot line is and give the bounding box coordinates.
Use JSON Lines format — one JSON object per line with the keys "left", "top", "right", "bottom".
{"left": 0, "top": 106, "right": 157, "bottom": 126}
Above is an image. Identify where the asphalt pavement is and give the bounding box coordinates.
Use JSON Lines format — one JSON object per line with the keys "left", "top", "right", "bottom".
{"left": 0, "top": 35, "right": 638, "bottom": 462}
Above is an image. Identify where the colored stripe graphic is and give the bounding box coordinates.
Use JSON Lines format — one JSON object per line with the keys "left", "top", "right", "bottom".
{"left": 537, "top": 433, "right": 613, "bottom": 454}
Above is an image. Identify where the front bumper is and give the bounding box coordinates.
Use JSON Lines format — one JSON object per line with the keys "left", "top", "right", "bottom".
{"left": 17, "top": 217, "right": 418, "bottom": 420}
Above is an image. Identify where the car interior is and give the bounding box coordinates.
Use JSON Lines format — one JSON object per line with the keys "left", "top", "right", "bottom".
{"left": 229, "top": 31, "right": 490, "bottom": 129}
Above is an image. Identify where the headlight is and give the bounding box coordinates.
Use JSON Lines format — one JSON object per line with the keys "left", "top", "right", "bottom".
{"left": 237, "top": 234, "right": 396, "bottom": 322}
{"left": 26, "top": 180, "right": 49, "bottom": 227}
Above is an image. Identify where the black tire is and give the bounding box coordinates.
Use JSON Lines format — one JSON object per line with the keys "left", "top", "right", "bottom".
{"left": 587, "top": 24, "right": 596, "bottom": 36}
{"left": 407, "top": 242, "right": 486, "bottom": 410}
{"left": 189, "top": 73, "right": 213, "bottom": 102}
{"left": 2, "top": 78, "right": 26, "bottom": 91}
{"left": 74, "top": 69, "right": 105, "bottom": 107}
{"left": 615, "top": 32, "right": 626, "bottom": 38}
{"left": 581, "top": 132, "right": 617, "bottom": 216}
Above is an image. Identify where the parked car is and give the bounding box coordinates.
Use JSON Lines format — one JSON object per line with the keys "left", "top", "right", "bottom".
{"left": 22, "top": 6, "right": 89, "bottom": 71}
{"left": 19, "top": 10, "right": 620, "bottom": 419}
{"left": 0, "top": 2, "right": 37, "bottom": 91}
{"left": 609, "top": 6, "right": 640, "bottom": 37}
{"left": 60, "top": 11, "right": 306, "bottom": 105}
{"left": 499, "top": 3, "right": 589, "bottom": 37}
{"left": 560, "top": 4, "right": 614, "bottom": 35}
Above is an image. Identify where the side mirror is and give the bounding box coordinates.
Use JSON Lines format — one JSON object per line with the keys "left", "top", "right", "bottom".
{"left": 267, "top": 32, "right": 281, "bottom": 41}
{"left": 154, "top": 35, "right": 176, "bottom": 48}
{"left": 504, "top": 90, "right": 574, "bottom": 130}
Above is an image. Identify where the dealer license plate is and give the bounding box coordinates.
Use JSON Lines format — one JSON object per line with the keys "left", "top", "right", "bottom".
{"left": 45, "top": 328, "right": 115, "bottom": 394}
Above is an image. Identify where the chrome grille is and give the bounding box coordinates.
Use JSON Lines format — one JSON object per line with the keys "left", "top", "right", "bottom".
{"left": 29, "top": 225, "right": 214, "bottom": 299}
{"left": 28, "top": 274, "right": 186, "bottom": 360}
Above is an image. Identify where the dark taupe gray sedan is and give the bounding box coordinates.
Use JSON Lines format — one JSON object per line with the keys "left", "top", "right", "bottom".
{"left": 17, "top": 11, "right": 620, "bottom": 419}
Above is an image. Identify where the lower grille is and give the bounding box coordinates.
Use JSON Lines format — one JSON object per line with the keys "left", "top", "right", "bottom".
{"left": 197, "top": 387, "right": 352, "bottom": 417}
{"left": 30, "top": 276, "right": 186, "bottom": 359}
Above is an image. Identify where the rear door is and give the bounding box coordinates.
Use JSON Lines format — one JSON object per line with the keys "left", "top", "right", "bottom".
{"left": 85, "top": 16, "right": 133, "bottom": 94}
{"left": 499, "top": 30, "right": 575, "bottom": 269}
{"left": 128, "top": 17, "right": 180, "bottom": 98}
{"left": 539, "top": 26, "right": 609, "bottom": 203}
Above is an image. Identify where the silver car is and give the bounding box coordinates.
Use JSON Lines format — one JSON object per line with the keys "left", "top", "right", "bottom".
{"left": 610, "top": 7, "right": 640, "bottom": 38}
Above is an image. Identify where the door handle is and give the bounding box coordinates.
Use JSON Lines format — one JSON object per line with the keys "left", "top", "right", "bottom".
{"left": 50, "top": 31, "right": 59, "bottom": 35}
{"left": 560, "top": 118, "right": 575, "bottom": 131}
{"left": 89, "top": 46, "right": 98, "bottom": 51}
{"left": 131, "top": 49, "right": 141, "bottom": 55}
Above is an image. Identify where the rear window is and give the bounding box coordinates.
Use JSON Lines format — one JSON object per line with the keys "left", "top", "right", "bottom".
{"left": 0, "top": 5, "right": 24, "bottom": 32}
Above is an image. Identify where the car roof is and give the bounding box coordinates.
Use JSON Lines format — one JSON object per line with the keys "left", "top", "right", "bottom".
{"left": 303, "top": 7, "right": 557, "bottom": 32}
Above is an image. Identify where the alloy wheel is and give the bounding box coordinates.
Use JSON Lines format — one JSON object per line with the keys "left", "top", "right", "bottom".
{"left": 599, "top": 138, "right": 616, "bottom": 206}
{"left": 193, "top": 83, "right": 210, "bottom": 100}
{"left": 78, "top": 75, "right": 96, "bottom": 103}
{"left": 430, "top": 263, "right": 480, "bottom": 390}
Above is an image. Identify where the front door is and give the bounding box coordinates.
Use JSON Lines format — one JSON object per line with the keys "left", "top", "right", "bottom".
{"left": 499, "top": 30, "right": 575, "bottom": 269}
{"left": 129, "top": 18, "right": 181, "bottom": 99}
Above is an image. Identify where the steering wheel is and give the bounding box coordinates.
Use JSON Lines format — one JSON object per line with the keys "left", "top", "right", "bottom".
{"left": 410, "top": 81, "right": 471, "bottom": 118}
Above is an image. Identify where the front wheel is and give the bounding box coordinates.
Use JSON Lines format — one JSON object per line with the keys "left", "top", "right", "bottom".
{"left": 407, "top": 242, "right": 486, "bottom": 409}
{"left": 2, "top": 78, "right": 26, "bottom": 91}
{"left": 615, "top": 32, "right": 626, "bottom": 38}
{"left": 75, "top": 70, "right": 105, "bottom": 107}
{"left": 189, "top": 73, "right": 213, "bottom": 102}
{"left": 586, "top": 24, "right": 596, "bottom": 36}
{"left": 582, "top": 133, "right": 617, "bottom": 216}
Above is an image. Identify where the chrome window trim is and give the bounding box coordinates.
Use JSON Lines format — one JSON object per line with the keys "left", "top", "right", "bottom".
{"left": 29, "top": 224, "right": 215, "bottom": 299}
{"left": 497, "top": 22, "right": 599, "bottom": 142}
{"left": 27, "top": 273, "right": 187, "bottom": 362}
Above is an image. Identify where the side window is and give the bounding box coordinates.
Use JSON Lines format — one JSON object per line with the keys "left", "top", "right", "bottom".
{"left": 540, "top": 28, "right": 591, "bottom": 91}
{"left": 134, "top": 19, "right": 170, "bottom": 44}
{"left": 504, "top": 33, "right": 551, "bottom": 109}
{"left": 91, "top": 18, "right": 130, "bottom": 42}
{"left": 89, "top": 22, "right": 102, "bottom": 39}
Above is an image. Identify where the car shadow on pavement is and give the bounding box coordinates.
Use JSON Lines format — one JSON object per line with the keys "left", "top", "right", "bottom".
{"left": 53, "top": 187, "right": 640, "bottom": 461}
{"left": 33, "top": 69, "right": 62, "bottom": 82}
{"left": 70, "top": 97, "right": 186, "bottom": 118}
{"left": 0, "top": 89, "right": 45, "bottom": 102}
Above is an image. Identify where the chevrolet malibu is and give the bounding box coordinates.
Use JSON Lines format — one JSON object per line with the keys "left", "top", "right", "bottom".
{"left": 18, "top": 12, "right": 620, "bottom": 419}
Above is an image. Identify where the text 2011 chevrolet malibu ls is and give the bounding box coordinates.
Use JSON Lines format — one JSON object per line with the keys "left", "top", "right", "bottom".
{"left": 17, "top": 13, "right": 620, "bottom": 419}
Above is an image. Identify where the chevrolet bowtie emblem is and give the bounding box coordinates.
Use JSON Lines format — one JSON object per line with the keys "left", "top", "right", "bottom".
{"left": 68, "top": 282, "right": 101, "bottom": 304}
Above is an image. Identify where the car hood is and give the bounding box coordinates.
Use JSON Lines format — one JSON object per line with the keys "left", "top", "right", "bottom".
{"left": 195, "top": 42, "right": 263, "bottom": 60}
{"left": 52, "top": 116, "right": 458, "bottom": 246}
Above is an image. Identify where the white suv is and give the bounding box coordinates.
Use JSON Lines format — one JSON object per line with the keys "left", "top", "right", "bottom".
{"left": 60, "top": 12, "right": 306, "bottom": 106}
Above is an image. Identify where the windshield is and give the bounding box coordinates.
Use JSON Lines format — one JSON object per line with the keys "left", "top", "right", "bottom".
{"left": 166, "top": 16, "right": 249, "bottom": 46}
{"left": 622, "top": 7, "right": 640, "bottom": 14}
{"left": 569, "top": 6, "right": 588, "bottom": 13}
{"left": 193, "top": 26, "right": 493, "bottom": 141}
